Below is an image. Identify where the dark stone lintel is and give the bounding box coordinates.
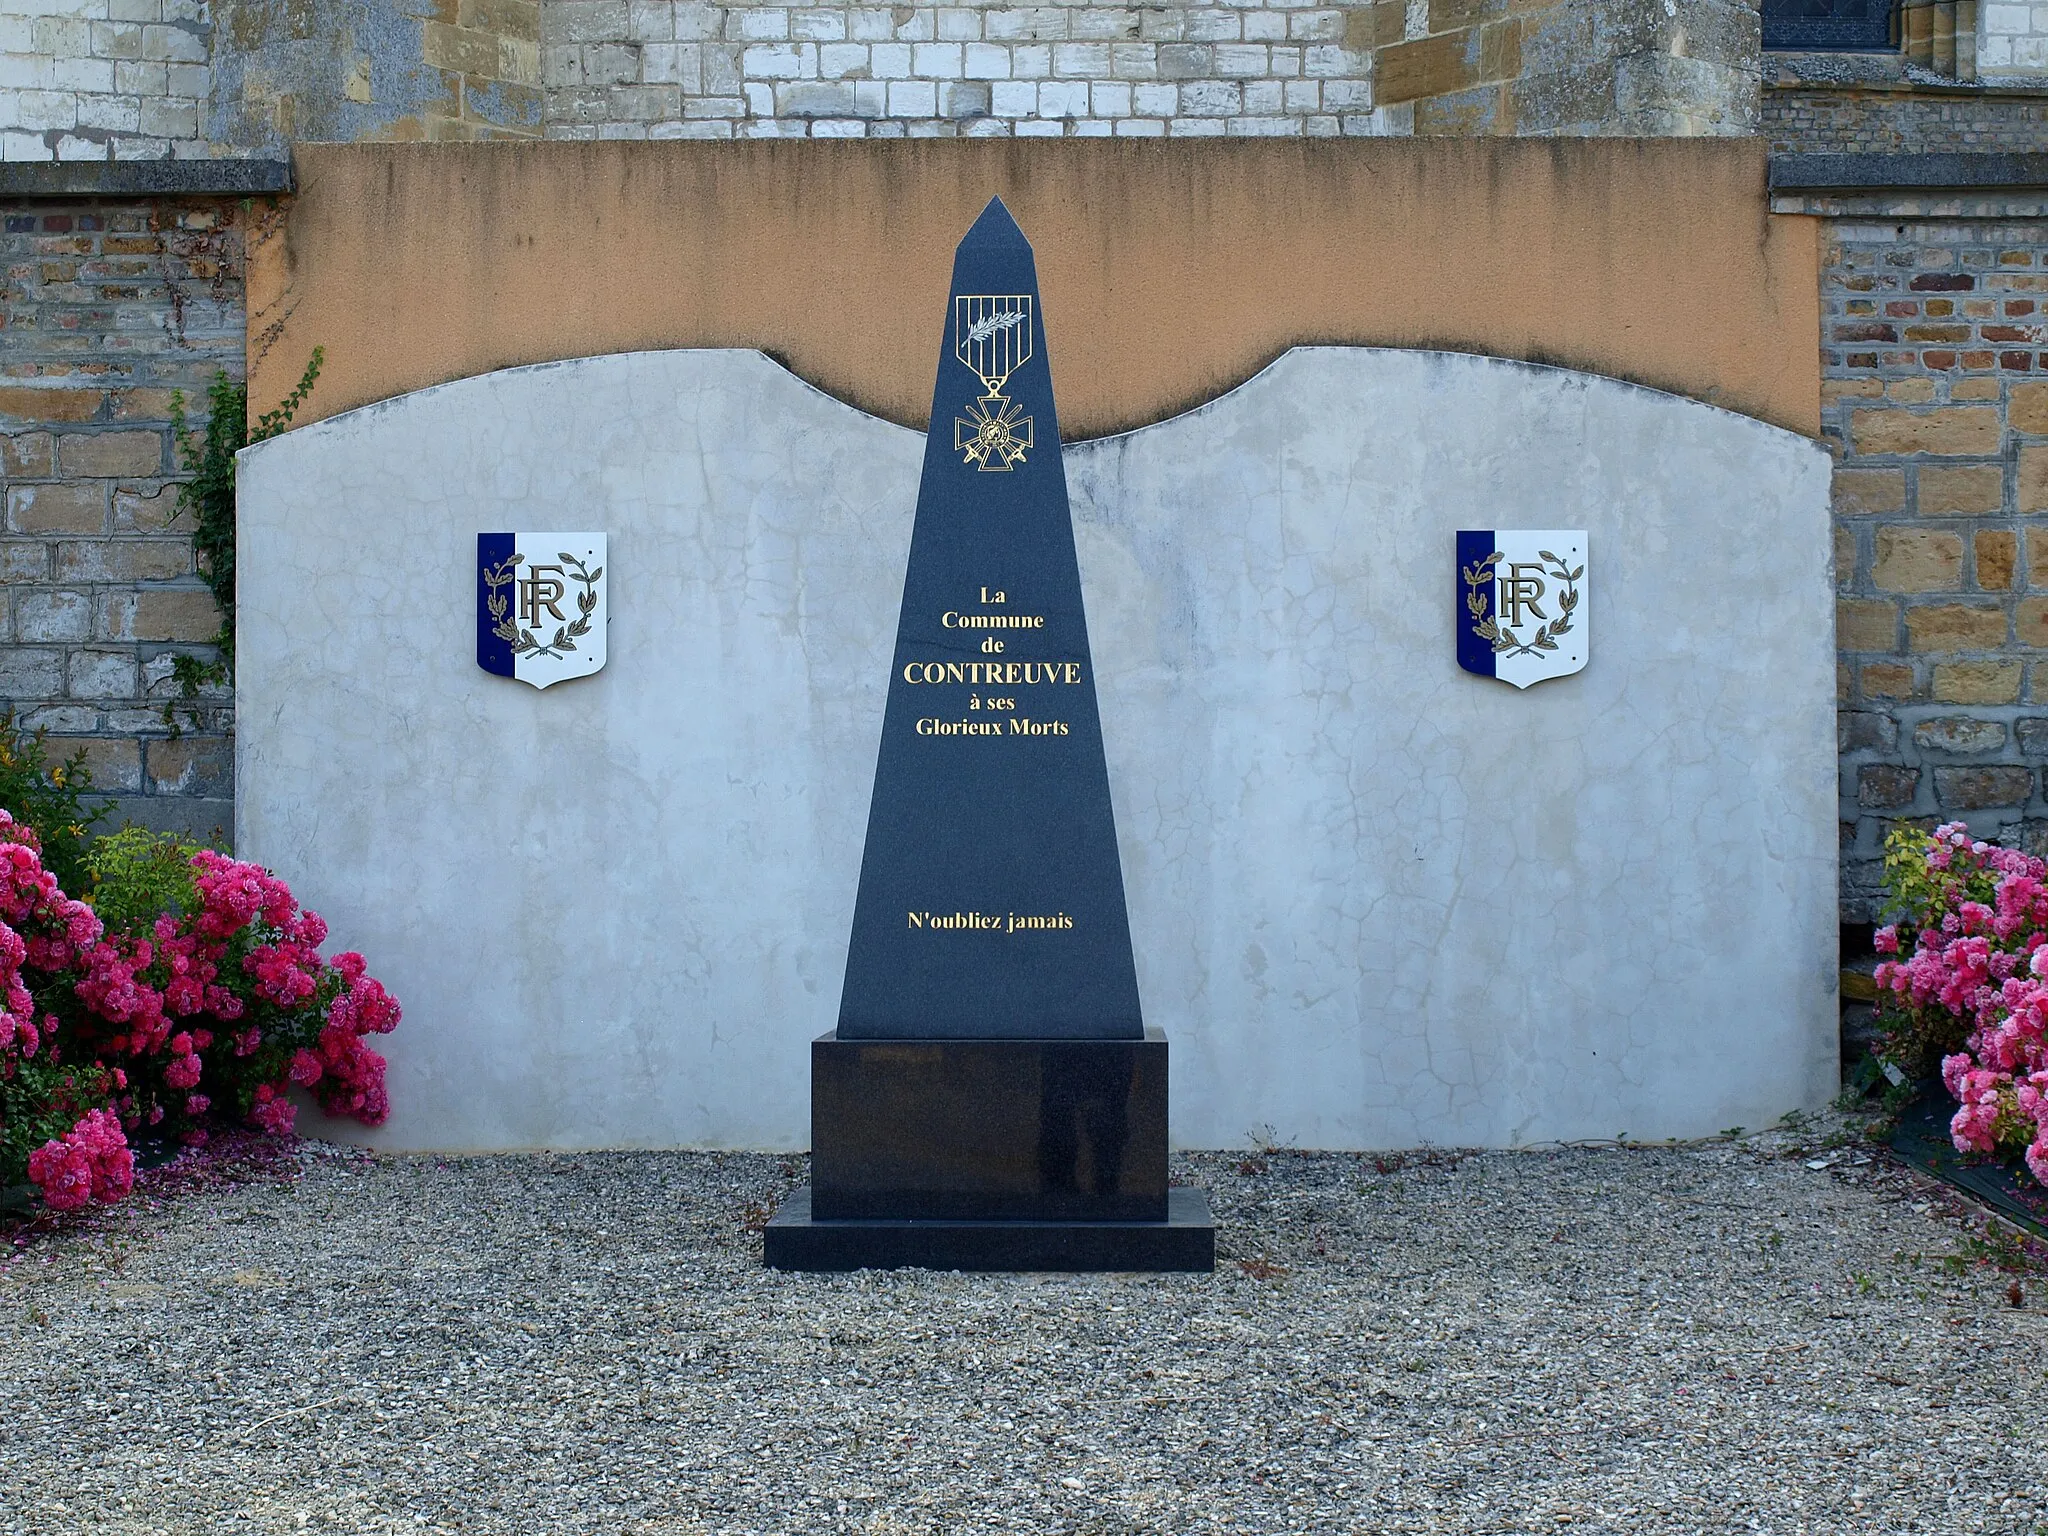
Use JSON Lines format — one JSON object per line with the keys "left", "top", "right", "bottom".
{"left": 1769, "top": 152, "right": 2048, "bottom": 193}
{"left": 0, "top": 159, "right": 294, "bottom": 201}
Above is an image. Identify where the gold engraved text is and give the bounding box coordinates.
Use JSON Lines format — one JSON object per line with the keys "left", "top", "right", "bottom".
{"left": 907, "top": 910, "right": 1076, "bottom": 932}
{"left": 902, "top": 661, "right": 1082, "bottom": 686}
{"left": 942, "top": 611, "right": 1046, "bottom": 629}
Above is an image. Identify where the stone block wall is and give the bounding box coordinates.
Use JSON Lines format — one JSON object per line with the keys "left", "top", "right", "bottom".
{"left": 0, "top": 195, "right": 245, "bottom": 841}
{"left": 1764, "top": 51, "right": 2048, "bottom": 152}
{"left": 1888, "top": 0, "right": 2048, "bottom": 81}
{"left": 539, "top": 0, "right": 1758, "bottom": 140}
{"left": 1765, "top": 83, "right": 2048, "bottom": 151}
{"left": 540, "top": 0, "right": 1399, "bottom": 139}
{"left": 6, "top": 0, "right": 1756, "bottom": 152}
{"left": 2, "top": 0, "right": 215, "bottom": 161}
{"left": 203, "top": 0, "right": 544, "bottom": 146}
{"left": 6, "top": 0, "right": 1756, "bottom": 155}
{"left": 1979, "top": 0, "right": 2048, "bottom": 74}
{"left": 1818, "top": 202, "right": 2048, "bottom": 916}
{"left": 2, "top": 0, "right": 542, "bottom": 159}
{"left": 1375, "top": 0, "right": 1758, "bottom": 135}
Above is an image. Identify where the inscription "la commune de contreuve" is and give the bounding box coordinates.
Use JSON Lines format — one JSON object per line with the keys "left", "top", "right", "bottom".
{"left": 905, "top": 586, "right": 1075, "bottom": 737}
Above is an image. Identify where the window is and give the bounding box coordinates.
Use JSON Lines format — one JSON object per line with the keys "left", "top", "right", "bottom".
{"left": 1763, "top": 0, "right": 1897, "bottom": 50}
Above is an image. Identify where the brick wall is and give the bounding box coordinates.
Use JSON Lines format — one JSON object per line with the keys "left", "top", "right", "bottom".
{"left": 0, "top": 196, "right": 246, "bottom": 842}
{"left": 539, "top": 0, "right": 1758, "bottom": 140}
{"left": 1820, "top": 208, "right": 2048, "bottom": 917}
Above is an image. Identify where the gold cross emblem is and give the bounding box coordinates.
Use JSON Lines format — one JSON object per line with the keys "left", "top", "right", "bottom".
{"left": 955, "top": 395, "right": 1034, "bottom": 472}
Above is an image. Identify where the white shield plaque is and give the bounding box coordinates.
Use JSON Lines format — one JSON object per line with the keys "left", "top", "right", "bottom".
{"left": 1456, "top": 530, "right": 1588, "bottom": 690}
{"left": 477, "top": 532, "right": 607, "bottom": 690}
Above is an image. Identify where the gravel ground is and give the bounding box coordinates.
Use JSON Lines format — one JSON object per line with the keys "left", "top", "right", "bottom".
{"left": 2, "top": 1126, "right": 2045, "bottom": 1536}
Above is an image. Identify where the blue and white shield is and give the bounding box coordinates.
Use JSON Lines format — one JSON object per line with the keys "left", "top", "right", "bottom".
{"left": 1456, "top": 530, "right": 1587, "bottom": 690}
{"left": 477, "top": 532, "right": 608, "bottom": 690}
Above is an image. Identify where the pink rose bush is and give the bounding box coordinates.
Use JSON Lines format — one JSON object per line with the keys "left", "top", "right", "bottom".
{"left": 0, "top": 809, "right": 399, "bottom": 1213}
{"left": 26, "top": 1108, "right": 133, "bottom": 1212}
{"left": 1872, "top": 821, "right": 2048, "bottom": 1186}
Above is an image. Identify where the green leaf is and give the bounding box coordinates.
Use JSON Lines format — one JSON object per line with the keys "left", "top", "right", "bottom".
{"left": 168, "top": 349, "right": 323, "bottom": 689}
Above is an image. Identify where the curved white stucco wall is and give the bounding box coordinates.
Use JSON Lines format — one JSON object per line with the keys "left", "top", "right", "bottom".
{"left": 237, "top": 348, "right": 1837, "bottom": 1152}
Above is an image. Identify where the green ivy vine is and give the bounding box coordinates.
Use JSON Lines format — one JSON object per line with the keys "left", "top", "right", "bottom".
{"left": 165, "top": 348, "right": 324, "bottom": 734}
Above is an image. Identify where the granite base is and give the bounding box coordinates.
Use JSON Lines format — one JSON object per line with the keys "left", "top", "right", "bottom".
{"left": 763, "top": 1186, "right": 1215, "bottom": 1272}
{"left": 811, "top": 1028, "right": 1168, "bottom": 1221}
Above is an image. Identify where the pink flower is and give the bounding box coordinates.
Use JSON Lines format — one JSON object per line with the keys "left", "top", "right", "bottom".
{"left": 0, "top": 833, "right": 399, "bottom": 1186}
{"left": 28, "top": 1140, "right": 93, "bottom": 1210}
{"left": 249, "top": 1082, "right": 296, "bottom": 1137}
{"left": 313, "top": 1029, "right": 389, "bottom": 1126}
{"left": 26, "top": 1110, "right": 133, "bottom": 1210}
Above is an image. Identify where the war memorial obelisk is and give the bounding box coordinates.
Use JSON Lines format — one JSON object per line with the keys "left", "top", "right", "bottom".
{"left": 765, "top": 200, "right": 1213, "bottom": 1271}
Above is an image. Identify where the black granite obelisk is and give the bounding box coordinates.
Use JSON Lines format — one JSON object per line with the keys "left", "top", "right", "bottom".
{"left": 836, "top": 199, "right": 1141, "bottom": 1041}
{"left": 765, "top": 199, "right": 1212, "bottom": 1271}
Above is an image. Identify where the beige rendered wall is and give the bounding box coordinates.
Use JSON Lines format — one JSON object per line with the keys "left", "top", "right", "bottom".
{"left": 251, "top": 138, "right": 1819, "bottom": 439}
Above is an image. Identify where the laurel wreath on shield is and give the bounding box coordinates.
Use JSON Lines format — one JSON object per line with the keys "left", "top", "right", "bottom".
{"left": 1462, "top": 549, "right": 1583, "bottom": 660}
{"left": 482, "top": 552, "right": 603, "bottom": 661}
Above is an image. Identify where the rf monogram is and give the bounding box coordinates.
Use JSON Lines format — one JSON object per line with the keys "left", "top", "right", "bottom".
{"left": 518, "top": 564, "right": 568, "bottom": 626}
{"left": 1500, "top": 563, "right": 1549, "bottom": 628}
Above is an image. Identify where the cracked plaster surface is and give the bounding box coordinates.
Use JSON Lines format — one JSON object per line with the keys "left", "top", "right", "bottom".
{"left": 237, "top": 347, "right": 1836, "bottom": 1152}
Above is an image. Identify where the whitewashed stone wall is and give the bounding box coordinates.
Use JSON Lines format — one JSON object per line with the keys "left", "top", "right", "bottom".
{"left": 540, "top": 0, "right": 1763, "bottom": 140}
{"left": 1981, "top": 1, "right": 2048, "bottom": 75}
{"left": 237, "top": 347, "right": 1837, "bottom": 1154}
{"left": 541, "top": 0, "right": 1395, "bottom": 139}
{"left": 0, "top": 0, "right": 213, "bottom": 161}
{"left": 4, "top": 0, "right": 1761, "bottom": 153}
